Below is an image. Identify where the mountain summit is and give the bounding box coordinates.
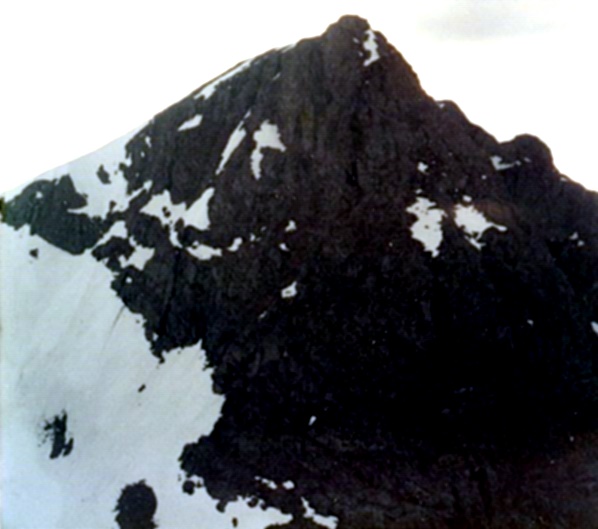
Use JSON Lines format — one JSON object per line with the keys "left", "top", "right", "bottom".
{"left": 2, "top": 15, "right": 598, "bottom": 529}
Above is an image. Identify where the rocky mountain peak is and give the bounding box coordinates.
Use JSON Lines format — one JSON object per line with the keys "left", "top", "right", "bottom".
{"left": 2, "top": 16, "right": 598, "bottom": 529}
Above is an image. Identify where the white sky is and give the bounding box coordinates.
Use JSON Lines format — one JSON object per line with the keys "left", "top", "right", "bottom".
{"left": 1, "top": 0, "right": 597, "bottom": 194}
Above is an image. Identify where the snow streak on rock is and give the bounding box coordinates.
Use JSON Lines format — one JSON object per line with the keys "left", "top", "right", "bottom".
{"left": 281, "top": 281, "right": 298, "bottom": 299}
{"left": 250, "top": 121, "right": 286, "bottom": 180}
{"left": 302, "top": 498, "right": 339, "bottom": 529}
{"left": 490, "top": 155, "right": 517, "bottom": 171}
{"left": 216, "top": 117, "right": 248, "bottom": 175}
{"left": 362, "top": 28, "right": 380, "bottom": 66}
{"left": 193, "top": 58, "right": 253, "bottom": 101}
{"left": 178, "top": 114, "right": 203, "bottom": 132}
{"left": 187, "top": 243, "right": 222, "bottom": 261}
{"left": 454, "top": 204, "right": 507, "bottom": 250}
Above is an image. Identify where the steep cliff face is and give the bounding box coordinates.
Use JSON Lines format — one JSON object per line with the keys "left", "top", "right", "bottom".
{"left": 2, "top": 15, "right": 598, "bottom": 529}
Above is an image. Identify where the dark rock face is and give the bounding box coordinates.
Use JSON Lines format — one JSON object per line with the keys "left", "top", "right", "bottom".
{"left": 42, "top": 411, "right": 74, "bottom": 459}
{"left": 3, "top": 14, "right": 598, "bottom": 529}
{"left": 115, "top": 481, "right": 158, "bottom": 529}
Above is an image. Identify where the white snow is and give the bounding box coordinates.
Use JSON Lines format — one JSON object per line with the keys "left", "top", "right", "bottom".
{"left": 490, "top": 155, "right": 516, "bottom": 171}
{"left": 417, "top": 162, "right": 428, "bottom": 174}
{"left": 11, "top": 124, "right": 146, "bottom": 218}
{"left": 227, "top": 237, "right": 243, "bottom": 252}
{"left": 96, "top": 220, "right": 129, "bottom": 245}
{"left": 285, "top": 220, "right": 297, "bottom": 232}
{"left": 126, "top": 244, "right": 155, "bottom": 270}
{"left": 223, "top": 499, "right": 292, "bottom": 528}
{"left": 0, "top": 218, "right": 294, "bottom": 529}
{"left": 187, "top": 187, "right": 215, "bottom": 231}
{"left": 279, "top": 243, "right": 290, "bottom": 252}
{"left": 454, "top": 204, "right": 507, "bottom": 250}
{"left": 363, "top": 29, "right": 380, "bottom": 67}
{"left": 216, "top": 119, "right": 247, "bottom": 175}
{"left": 591, "top": 322, "right": 598, "bottom": 336}
{"left": 0, "top": 225, "right": 235, "bottom": 529}
{"left": 255, "top": 476, "right": 278, "bottom": 490}
{"left": 193, "top": 58, "right": 253, "bottom": 101}
{"left": 302, "top": 498, "right": 339, "bottom": 529}
{"left": 281, "top": 281, "right": 298, "bottom": 299}
{"left": 188, "top": 243, "right": 223, "bottom": 261}
{"left": 250, "top": 121, "right": 286, "bottom": 180}
{"left": 141, "top": 190, "right": 188, "bottom": 224}
{"left": 309, "top": 416, "right": 316, "bottom": 426}
{"left": 141, "top": 186, "right": 215, "bottom": 235}
{"left": 406, "top": 197, "right": 446, "bottom": 258}
{"left": 178, "top": 114, "right": 203, "bottom": 132}
{"left": 94, "top": 220, "right": 154, "bottom": 270}
{"left": 527, "top": 319, "right": 534, "bottom": 326}
{"left": 282, "top": 481, "right": 295, "bottom": 490}
{"left": 462, "top": 195, "right": 472, "bottom": 203}
{"left": 569, "top": 232, "right": 579, "bottom": 241}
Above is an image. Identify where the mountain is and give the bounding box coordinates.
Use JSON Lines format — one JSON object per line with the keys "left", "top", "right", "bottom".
{"left": 2, "top": 15, "right": 598, "bottom": 529}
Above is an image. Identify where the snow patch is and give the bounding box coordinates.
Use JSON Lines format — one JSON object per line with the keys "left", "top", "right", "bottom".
{"left": 178, "top": 115, "right": 203, "bottom": 132}
{"left": 126, "top": 245, "right": 155, "bottom": 270}
{"left": 454, "top": 204, "right": 507, "bottom": 250}
{"left": 490, "top": 155, "right": 516, "bottom": 171}
{"left": 188, "top": 243, "right": 223, "bottom": 261}
{"left": 285, "top": 220, "right": 297, "bottom": 232}
{"left": 592, "top": 322, "right": 598, "bottom": 336}
{"left": 417, "top": 162, "right": 428, "bottom": 174}
{"left": 363, "top": 29, "right": 380, "bottom": 66}
{"left": 217, "top": 118, "right": 247, "bottom": 175}
{"left": 141, "top": 187, "right": 215, "bottom": 234}
{"left": 187, "top": 187, "right": 215, "bottom": 231}
{"left": 227, "top": 237, "right": 243, "bottom": 252}
{"left": 255, "top": 476, "right": 278, "bottom": 490}
{"left": 251, "top": 121, "right": 287, "bottom": 180}
{"left": 282, "top": 481, "right": 295, "bottom": 490}
{"left": 406, "top": 197, "right": 445, "bottom": 258}
{"left": 193, "top": 58, "right": 253, "bottom": 101}
{"left": 281, "top": 281, "right": 298, "bottom": 299}
{"left": 279, "top": 243, "right": 290, "bottom": 252}
{"left": 302, "top": 498, "right": 339, "bottom": 529}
